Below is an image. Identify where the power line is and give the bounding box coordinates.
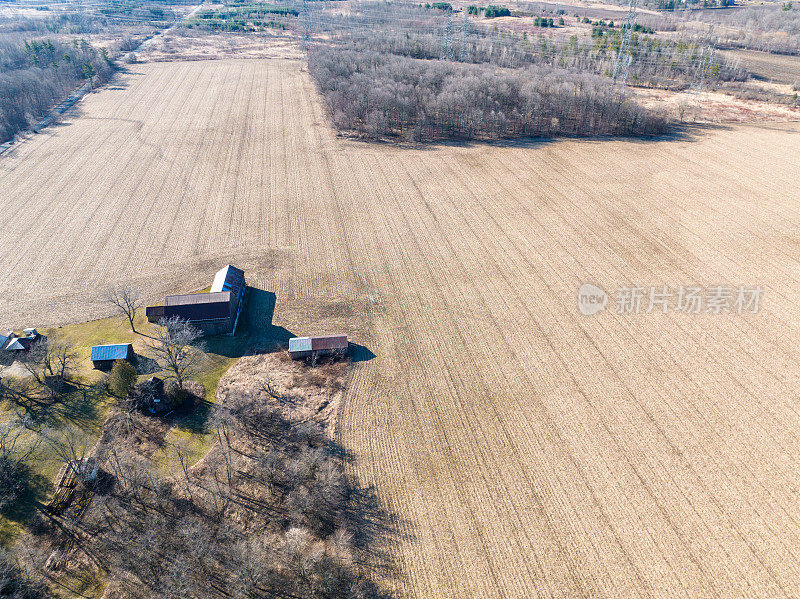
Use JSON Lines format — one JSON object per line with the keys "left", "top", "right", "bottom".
{"left": 441, "top": 10, "right": 453, "bottom": 61}
{"left": 461, "top": 12, "right": 470, "bottom": 62}
{"left": 612, "top": 0, "right": 639, "bottom": 83}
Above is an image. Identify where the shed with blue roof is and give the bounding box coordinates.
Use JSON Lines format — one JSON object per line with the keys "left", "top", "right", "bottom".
{"left": 90, "top": 343, "right": 135, "bottom": 370}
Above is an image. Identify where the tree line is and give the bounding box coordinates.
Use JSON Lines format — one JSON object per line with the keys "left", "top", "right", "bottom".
{"left": 0, "top": 37, "right": 114, "bottom": 143}
{"left": 328, "top": 24, "right": 746, "bottom": 88}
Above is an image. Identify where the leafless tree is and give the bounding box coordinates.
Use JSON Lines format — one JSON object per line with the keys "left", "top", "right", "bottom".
{"left": 105, "top": 285, "right": 144, "bottom": 335}
{"left": 0, "top": 38, "right": 114, "bottom": 144}
{"left": 38, "top": 425, "right": 97, "bottom": 486}
{"left": 0, "top": 417, "right": 40, "bottom": 511}
{"left": 146, "top": 317, "right": 205, "bottom": 389}
{"left": 21, "top": 338, "right": 78, "bottom": 393}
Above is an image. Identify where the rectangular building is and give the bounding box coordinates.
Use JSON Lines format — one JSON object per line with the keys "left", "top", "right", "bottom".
{"left": 90, "top": 343, "right": 135, "bottom": 370}
{"left": 289, "top": 334, "right": 349, "bottom": 360}
{"left": 145, "top": 265, "right": 247, "bottom": 336}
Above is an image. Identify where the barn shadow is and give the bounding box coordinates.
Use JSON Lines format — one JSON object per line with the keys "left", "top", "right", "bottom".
{"left": 199, "top": 286, "right": 377, "bottom": 364}
{"left": 243, "top": 287, "right": 295, "bottom": 352}
{"left": 349, "top": 342, "right": 376, "bottom": 362}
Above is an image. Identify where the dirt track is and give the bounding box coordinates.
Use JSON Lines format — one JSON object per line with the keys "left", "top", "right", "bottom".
{"left": 3, "top": 59, "right": 800, "bottom": 597}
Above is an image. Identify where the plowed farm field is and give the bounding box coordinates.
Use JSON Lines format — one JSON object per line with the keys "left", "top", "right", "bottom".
{"left": 3, "top": 58, "right": 800, "bottom": 598}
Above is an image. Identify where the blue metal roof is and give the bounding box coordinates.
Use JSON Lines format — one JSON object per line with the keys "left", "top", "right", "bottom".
{"left": 90, "top": 344, "right": 132, "bottom": 362}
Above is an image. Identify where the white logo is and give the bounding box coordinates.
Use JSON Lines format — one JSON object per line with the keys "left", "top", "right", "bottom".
{"left": 577, "top": 283, "right": 608, "bottom": 316}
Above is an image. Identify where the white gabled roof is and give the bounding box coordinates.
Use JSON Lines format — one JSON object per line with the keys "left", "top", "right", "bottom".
{"left": 3, "top": 338, "right": 26, "bottom": 351}
{"left": 211, "top": 264, "right": 245, "bottom": 296}
{"left": 288, "top": 337, "right": 312, "bottom": 353}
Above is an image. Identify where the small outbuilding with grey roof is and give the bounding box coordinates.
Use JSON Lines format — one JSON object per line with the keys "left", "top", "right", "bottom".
{"left": 288, "top": 334, "right": 349, "bottom": 360}
{"left": 90, "top": 343, "right": 135, "bottom": 370}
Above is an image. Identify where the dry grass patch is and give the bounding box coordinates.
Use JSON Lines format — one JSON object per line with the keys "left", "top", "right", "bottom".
{"left": 216, "top": 351, "right": 348, "bottom": 435}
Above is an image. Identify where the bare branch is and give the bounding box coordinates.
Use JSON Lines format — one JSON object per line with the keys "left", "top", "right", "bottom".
{"left": 105, "top": 285, "right": 143, "bottom": 335}
{"left": 146, "top": 317, "right": 206, "bottom": 389}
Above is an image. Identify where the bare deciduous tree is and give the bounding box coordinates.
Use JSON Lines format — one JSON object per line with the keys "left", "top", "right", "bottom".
{"left": 22, "top": 338, "right": 78, "bottom": 394}
{"left": 105, "top": 285, "right": 143, "bottom": 335}
{"left": 146, "top": 317, "right": 205, "bottom": 389}
{"left": 38, "top": 425, "right": 97, "bottom": 486}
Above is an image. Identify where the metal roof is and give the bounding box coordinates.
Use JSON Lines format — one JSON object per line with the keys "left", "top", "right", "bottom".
{"left": 311, "top": 335, "right": 348, "bottom": 351}
{"left": 289, "top": 335, "right": 348, "bottom": 352}
{"left": 210, "top": 265, "right": 246, "bottom": 298}
{"left": 164, "top": 291, "right": 232, "bottom": 322}
{"left": 90, "top": 344, "right": 132, "bottom": 362}
{"left": 165, "top": 291, "right": 231, "bottom": 306}
{"left": 289, "top": 337, "right": 312, "bottom": 353}
{"left": 3, "top": 337, "right": 30, "bottom": 351}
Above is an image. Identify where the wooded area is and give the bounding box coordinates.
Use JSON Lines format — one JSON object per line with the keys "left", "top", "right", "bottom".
{"left": 0, "top": 38, "right": 113, "bottom": 143}
{"left": 309, "top": 45, "right": 669, "bottom": 141}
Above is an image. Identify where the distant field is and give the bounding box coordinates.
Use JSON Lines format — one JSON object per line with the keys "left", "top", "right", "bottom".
{"left": 721, "top": 48, "right": 800, "bottom": 84}
{"left": 3, "top": 59, "right": 800, "bottom": 597}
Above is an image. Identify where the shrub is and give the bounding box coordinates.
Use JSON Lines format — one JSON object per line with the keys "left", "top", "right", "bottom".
{"left": 109, "top": 360, "right": 137, "bottom": 397}
{"left": 164, "top": 380, "right": 204, "bottom": 410}
{"left": 164, "top": 380, "right": 189, "bottom": 410}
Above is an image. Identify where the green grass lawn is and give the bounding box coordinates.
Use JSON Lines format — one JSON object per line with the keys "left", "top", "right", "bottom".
{"left": 0, "top": 303, "right": 252, "bottom": 546}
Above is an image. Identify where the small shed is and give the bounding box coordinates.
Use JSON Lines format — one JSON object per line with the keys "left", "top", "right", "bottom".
{"left": 289, "top": 334, "right": 348, "bottom": 360}
{"left": 90, "top": 343, "right": 135, "bottom": 370}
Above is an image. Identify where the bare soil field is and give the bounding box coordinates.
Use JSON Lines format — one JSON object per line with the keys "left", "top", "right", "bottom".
{"left": 720, "top": 48, "right": 800, "bottom": 84}
{"left": 3, "top": 58, "right": 800, "bottom": 598}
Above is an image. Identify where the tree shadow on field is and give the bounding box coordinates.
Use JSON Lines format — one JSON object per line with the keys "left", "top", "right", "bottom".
{"left": 0, "top": 466, "right": 51, "bottom": 524}
{"left": 358, "top": 121, "right": 724, "bottom": 153}
{"left": 134, "top": 353, "right": 161, "bottom": 376}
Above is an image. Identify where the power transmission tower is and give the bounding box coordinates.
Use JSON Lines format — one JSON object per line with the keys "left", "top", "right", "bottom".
{"left": 441, "top": 11, "right": 454, "bottom": 61}
{"left": 697, "top": 43, "right": 713, "bottom": 92}
{"left": 460, "top": 12, "right": 470, "bottom": 62}
{"left": 612, "top": 0, "right": 639, "bottom": 84}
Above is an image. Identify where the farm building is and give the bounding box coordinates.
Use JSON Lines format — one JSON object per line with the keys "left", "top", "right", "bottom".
{"left": 145, "top": 305, "right": 165, "bottom": 322}
{"left": 289, "top": 334, "right": 349, "bottom": 360}
{"left": 90, "top": 343, "right": 135, "bottom": 370}
{"left": 3, "top": 337, "right": 30, "bottom": 351}
{"left": 146, "top": 265, "right": 246, "bottom": 336}
{"left": 1, "top": 329, "right": 43, "bottom": 352}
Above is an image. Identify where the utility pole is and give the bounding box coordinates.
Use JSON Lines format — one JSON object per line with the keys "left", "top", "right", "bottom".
{"left": 612, "top": 0, "right": 639, "bottom": 84}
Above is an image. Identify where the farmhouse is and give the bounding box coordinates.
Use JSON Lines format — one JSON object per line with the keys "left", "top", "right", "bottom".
{"left": 288, "top": 334, "right": 349, "bottom": 360}
{"left": 90, "top": 343, "right": 135, "bottom": 370}
{"left": 146, "top": 265, "right": 246, "bottom": 336}
{"left": 1, "top": 328, "right": 43, "bottom": 352}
